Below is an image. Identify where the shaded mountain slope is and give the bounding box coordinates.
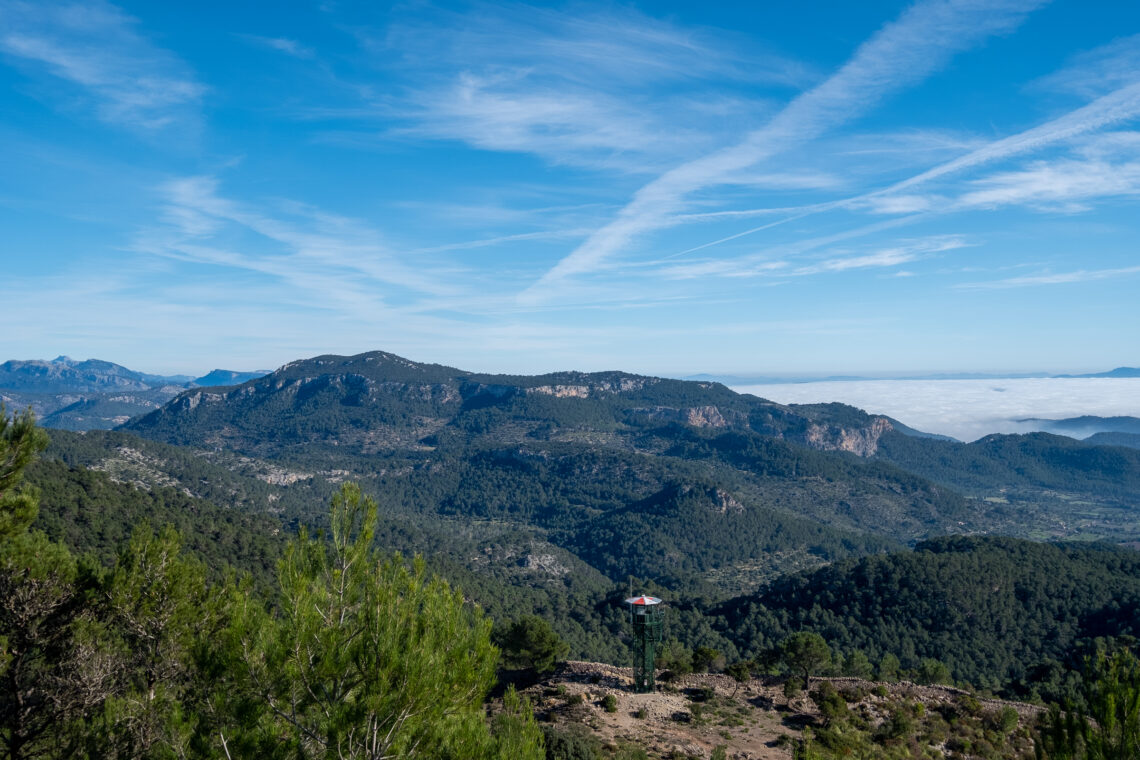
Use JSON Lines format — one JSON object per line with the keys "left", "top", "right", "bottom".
{"left": 874, "top": 430, "right": 1140, "bottom": 504}
{"left": 714, "top": 535, "right": 1140, "bottom": 691}
{"left": 1085, "top": 431, "right": 1140, "bottom": 449}
{"left": 563, "top": 481, "right": 899, "bottom": 587}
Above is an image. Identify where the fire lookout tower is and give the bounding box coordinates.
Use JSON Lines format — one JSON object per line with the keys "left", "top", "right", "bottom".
{"left": 625, "top": 595, "right": 664, "bottom": 692}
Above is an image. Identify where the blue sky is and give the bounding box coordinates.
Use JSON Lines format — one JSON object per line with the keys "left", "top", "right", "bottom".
{"left": 2, "top": 0, "right": 1139, "bottom": 376}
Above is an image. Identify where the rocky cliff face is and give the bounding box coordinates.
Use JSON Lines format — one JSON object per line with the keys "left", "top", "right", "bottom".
{"left": 632, "top": 405, "right": 731, "bottom": 428}
{"left": 528, "top": 376, "right": 658, "bottom": 398}
{"left": 802, "top": 417, "right": 894, "bottom": 456}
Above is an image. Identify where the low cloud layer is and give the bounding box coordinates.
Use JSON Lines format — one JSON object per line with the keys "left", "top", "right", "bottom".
{"left": 734, "top": 378, "right": 1140, "bottom": 442}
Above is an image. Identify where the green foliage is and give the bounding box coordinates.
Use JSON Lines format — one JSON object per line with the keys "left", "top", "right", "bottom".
{"left": 716, "top": 536, "right": 1140, "bottom": 695}
{"left": 541, "top": 724, "right": 600, "bottom": 760}
{"left": 877, "top": 429, "right": 1140, "bottom": 506}
{"left": 1037, "top": 648, "right": 1140, "bottom": 760}
{"left": 656, "top": 639, "right": 693, "bottom": 676}
{"left": 692, "top": 645, "right": 724, "bottom": 673}
{"left": 0, "top": 530, "right": 84, "bottom": 760}
{"left": 227, "top": 482, "right": 540, "bottom": 759}
{"left": 613, "top": 744, "right": 649, "bottom": 760}
{"left": 494, "top": 615, "right": 570, "bottom": 675}
{"left": 0, "top": 414, "right": 548, "bottom": 759}
{"left": 874, "top": 704, "right": 915, "bottom": 742}
{"left": 0, "top": 407, "right": 87, "bottom": 760}
{"left": 791, "top": 686, "right": 1034, "bottom": 760}
{"left": 98, "top": 524, "right": 217, "bottom": 758}
{"left": 809, "top": 683, "right": 848, "bottom": 724}
{"left": 26, "top": 457, "right": 284, "bottom": 591}
{"left": 840, "top": 650, "right": 874, "bottom": 680}
{"left": 878, "top": 653, "right": 901, "bottom": 682}
{"left": 602, "top": 694, "right": 618, "bottom": 713}
{"left": 726, "top": 659, "right": 752, "bottom": 697}
{"left": 781, "top": 632, "right": 831, "bottom": 687}
{"left": 14, "top": 360, "right": 1140, "bottom": 760}
{"left": 916, "top": 657, "right": 953, "bottom": 685}
{"left": 491, "top": 686, "right": 545, "bottom": 758}
{"left": 726, "top": 659, "right": 752, "bottom": 683}
{"left": 996, "top": 706, "right": 1020, "bottom": 734}
{"left": 119, "top": 353, "right": 993, "bottom": 588}
{"left": 0, "top": 405, "right": 49, "bottom": 540}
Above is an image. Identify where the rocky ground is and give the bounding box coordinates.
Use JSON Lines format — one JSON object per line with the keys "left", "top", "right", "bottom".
{"left": 512, "top": 661, "right": 1044, "bottom": 760}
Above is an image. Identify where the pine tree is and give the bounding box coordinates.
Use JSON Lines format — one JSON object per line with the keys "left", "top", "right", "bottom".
{"left": 0, "top": 405, "right": 48, "bottom": 541}
{"left": 0, "top": 406, "right": 100, "bottom": 760}
{"left": 781, "top": 632, "right": 831, "bottom": 689}
{"left": 228, "top": 482, "right": 543, "bottom": 759}
{"left": 97, "top": 524, "right": 216, "bottom": 758}
{"left": 1037, "top": 648, "right": 1140, "bottom": 760}
{"left": 493, "top": 615, "right": 569, "bottom": 676}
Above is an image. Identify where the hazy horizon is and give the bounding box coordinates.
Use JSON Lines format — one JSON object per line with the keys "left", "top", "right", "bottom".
{"left": 2, "top": 350, "right": 1136, "bottom": 384}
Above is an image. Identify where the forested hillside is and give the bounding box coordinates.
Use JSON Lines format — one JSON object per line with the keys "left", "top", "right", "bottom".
{"left": 25, "top": 423, "right": 1140, "bottom": 699}
{"left": 9, "top": 397, "right": 1140, "bottom": 760}
{"left": 714, "top": 536, "right": 1140, "bottom": 697}
{"left": 120, "top": 351, "right": 1140, "bottom": 551}
{"left": 875, "top": 430, "right": 1140, "bottom": 503}
{"left": 0, "top": 407, "right": 546, "bottom": 759}
{"left": 25, "top": 458, "right": 284, "bottom": 588}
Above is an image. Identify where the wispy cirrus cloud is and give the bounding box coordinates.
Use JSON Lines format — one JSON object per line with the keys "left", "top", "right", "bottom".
{"left": 142, "top": 176, "right": 467, "bottom": 312}
{"left": 875, "top": 81, "right": 1140, "bottom": 201}
{"left": 958, "top": 157, "right": 1140, "bottom": 211}
{"left": 398, "top": 72, "right": 697, "bottom": 171}
{"left": 791, "top": 237, "right": 969, "bottom": 276}
{"left": 863, "top": 131, "right": 1140, "bottom": 214}
{"left": 1033, "top": 33, "right": 1140, "bottom": 98}
{"left": 691, "top": 80, "right": 1140, "bottom": 243}
{"left": 0, "top": 0, "right": 203, "bottom": 130}
{"left": 957, "top": 265, "right": 1140, "bottom": 289}
{"left": 732, "top": 80, "right": 1140, "bottom": 224}
{"left": 242, "top": 35, "right": 315, "bottom": 60}
{"left": 372, "top": 3, "right": 811, "bottom": 172}
{"left": 661, "top": 235, "right": 967, "bottom": 280}
{"left": 524, "top": 0, "right": 1046, "bottom": 297}
{"left": 384, "top": 3, "right": 813, "bottom": 90}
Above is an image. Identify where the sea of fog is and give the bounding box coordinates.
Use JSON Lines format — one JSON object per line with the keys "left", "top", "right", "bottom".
{"left": 731, "top": 378, "right": 1140, "bottom": 443}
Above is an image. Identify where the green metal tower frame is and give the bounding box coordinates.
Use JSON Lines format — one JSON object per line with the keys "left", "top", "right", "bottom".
{"left": 625, "top": 596, "right": 663, "bottom": 693}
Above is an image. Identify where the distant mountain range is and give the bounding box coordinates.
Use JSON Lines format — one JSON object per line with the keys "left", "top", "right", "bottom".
{"left": 3, "top": 354, "right": 1136, "bottom": 443}
{"left": 1055, "top": 367, "right": 1140, "bottom": 379}
{"left": 0, "top": 356, "right": 190, "bottom": 392}
{"left": 111, "top": 350, "right": 1140, "bottom": 552}
{"left": 0, "top": 356, "right": 269, "bottom": 430}
{"left": 1015, "top": 415, "right": 1140, "bottom": 440}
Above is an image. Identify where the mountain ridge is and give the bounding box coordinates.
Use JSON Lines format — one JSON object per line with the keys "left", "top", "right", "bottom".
{"left": 0, "top": 356, "right": 271, "bottom": 430}
{"left": 119, "top": 349, "right": 1140, "bottom": 556}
